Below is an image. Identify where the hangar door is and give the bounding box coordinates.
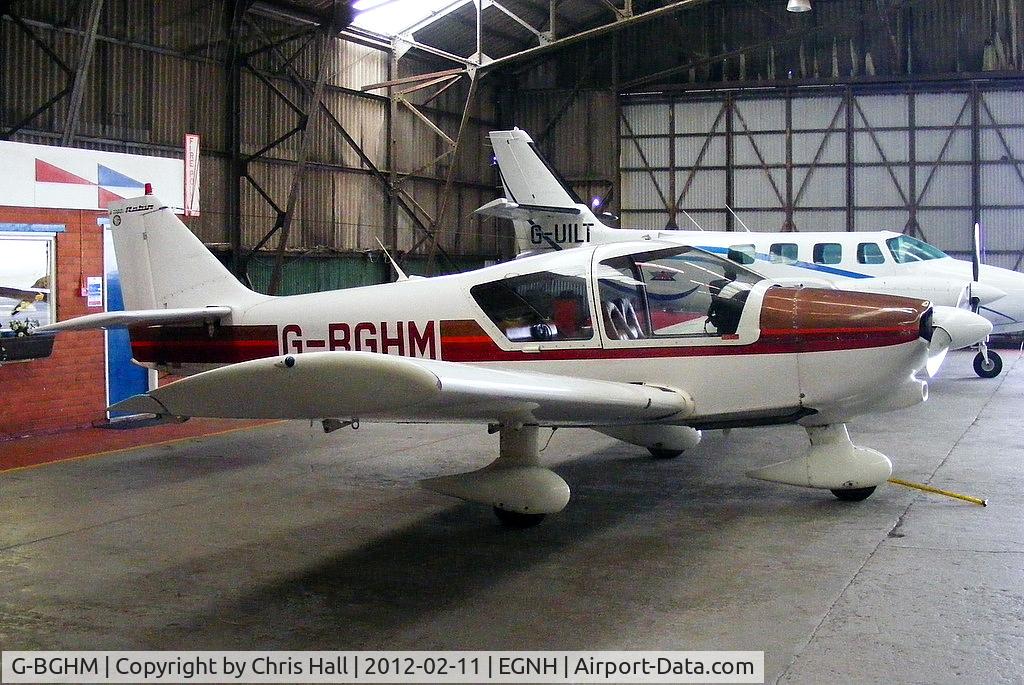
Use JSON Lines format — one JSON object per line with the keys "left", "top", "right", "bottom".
{"left": 620, "top": 86, "right": 1024, "bottom": 272}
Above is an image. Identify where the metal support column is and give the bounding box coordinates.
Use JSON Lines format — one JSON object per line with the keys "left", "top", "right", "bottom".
{"left": 970, "top": 84, "right": 981, "bottom": 236}
{"left": 225, "top": 0, "right": 247, "bottom": 277}
{"left": 725, "top": 93, "right": 734, "bottom": 231}
{"left": 845, "top": 87, "right": 855, "bottom": 232}
{"left": 783, "top": 91, "right": 795, "bottom": 231}
{"left": 61, "top": 0, "right": 104, "bottom": 146}
{"left": 268, "top": 32, "right": 333, "bottom": 295}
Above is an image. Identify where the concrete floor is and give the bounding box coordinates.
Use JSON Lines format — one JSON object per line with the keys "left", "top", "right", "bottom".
{"left": 2, "top": 349, "right": 1023, "bottom": 683}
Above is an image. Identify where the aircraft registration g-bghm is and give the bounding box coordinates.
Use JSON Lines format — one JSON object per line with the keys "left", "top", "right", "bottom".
{"left": 481, "top": 128, "right": 1024, "bottom": 378}
{"left": 40, "top": 192, "right": 990, "bottom": 526}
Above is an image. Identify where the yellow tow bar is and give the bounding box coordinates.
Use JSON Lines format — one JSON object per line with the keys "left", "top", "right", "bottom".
{"left": 888, "top": 478, "right": 988, "bottom": 507}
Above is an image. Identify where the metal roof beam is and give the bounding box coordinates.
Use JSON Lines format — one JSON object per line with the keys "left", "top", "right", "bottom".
{"left": 481, "top": 0, "right": 714, "bottom": 72}
{"left": 397, "top": 0, "right": 473, "bottom": 36}
{"left": 489, "top": 0, "right": 546, "bottom": 42}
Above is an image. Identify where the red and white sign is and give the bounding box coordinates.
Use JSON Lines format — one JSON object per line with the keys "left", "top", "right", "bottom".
{"left": 184, "top": 133, "right": 201, "bottom": 217}
{"left": 0, "top": 140, "right": 185, "bottom": 212}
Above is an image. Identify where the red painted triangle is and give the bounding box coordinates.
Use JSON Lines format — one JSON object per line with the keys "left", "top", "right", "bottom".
{"left": 35, "top": 159, "right": 93, "bottom": 185}
{"left": 98, "top": 186, "right": 125, "bottom": 208}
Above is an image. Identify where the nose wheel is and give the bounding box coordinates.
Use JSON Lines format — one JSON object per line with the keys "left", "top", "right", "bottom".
{"left": 830, "top": 486, "right": 877, "bottom": 502}
{"left": 973, "top": 348, "right": 1002, "bottom": 378}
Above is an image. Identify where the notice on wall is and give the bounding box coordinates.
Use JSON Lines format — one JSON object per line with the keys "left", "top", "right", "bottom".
{"left": 184, "top": 133, "right": 201, "bottom": 217}
{"left": 86, "top": 276, "right": 103, "bottom": 308}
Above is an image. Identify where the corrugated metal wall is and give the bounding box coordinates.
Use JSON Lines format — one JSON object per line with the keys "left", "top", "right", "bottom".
{"left": 621, "top": 84, "right": 1024, "bottom": 268}
{"left": 1, "top": 1, "right": 507, "bottom": 296}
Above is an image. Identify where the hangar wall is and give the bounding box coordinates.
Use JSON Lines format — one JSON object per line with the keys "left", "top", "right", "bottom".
{"left": 0, "top": 209, "right": 104, "bottom": 439}
{"left": 620, "top": 83, "right": 1024, "bottom": 270}
{"left": 0, "top": 1, "right": 508, "bottom": 293}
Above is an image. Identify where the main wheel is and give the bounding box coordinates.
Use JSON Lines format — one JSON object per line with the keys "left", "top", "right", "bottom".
{"left": 648, "top": 447, "right": 685, "bottom": 459}
{"left": 493, "top": 507, "right": 546, "bottom": 528}
{"left": 973, "top": 350, "right": 1002, "bottom": 378}
{"left": 831, "top": 486, "right": 876, "bottom": 502}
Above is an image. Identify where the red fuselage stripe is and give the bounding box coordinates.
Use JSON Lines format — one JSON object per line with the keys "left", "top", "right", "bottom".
{"left": 129, "top": 324, "right": 920, "bottom": 364}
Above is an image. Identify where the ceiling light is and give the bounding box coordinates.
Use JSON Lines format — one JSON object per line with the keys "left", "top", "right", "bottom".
{"left": 787, "top": 0, "right": 812, "bottom": 12}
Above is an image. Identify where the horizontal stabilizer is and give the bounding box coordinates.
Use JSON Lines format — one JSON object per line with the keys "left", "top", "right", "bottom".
{"left": 474, "top": 198, "right": 582, "bottom": 220}
{"left": 37, "top": 306, "right": 231, "bottom": 332}
{"left": 108, "top": 351, "right": 693, "bottom": 426}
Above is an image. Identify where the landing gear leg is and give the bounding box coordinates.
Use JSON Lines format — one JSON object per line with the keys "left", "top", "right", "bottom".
{"left": 747, "top": 423, "right": 891, "bottom": 500}
{"left": 419, "top": 424, "right": 570, "bottom": 526}
{"left": 973, "top": 340, "right": 1003, "bottom": 378}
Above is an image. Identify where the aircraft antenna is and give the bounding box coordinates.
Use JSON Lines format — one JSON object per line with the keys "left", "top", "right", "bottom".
{"left": 680, "top": 208, "right": 705, "bottom": 231}
{"left": 375, "top": 237, "right": 409, "bottom": 282}
{"left": 726, "top": 204, "right": 752, "bottom": 232}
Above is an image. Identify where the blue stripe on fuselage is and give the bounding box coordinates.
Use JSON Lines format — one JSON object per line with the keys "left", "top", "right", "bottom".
{"left": 698, "top": 246, "right": 873, "bottom": 279}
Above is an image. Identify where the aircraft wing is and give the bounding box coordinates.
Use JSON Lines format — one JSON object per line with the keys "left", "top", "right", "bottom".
{"left": 36, "top": 306, "right": 232, "bottom": 332}
{"left": 108, "top": 351, "right": 693, "bottom": 427}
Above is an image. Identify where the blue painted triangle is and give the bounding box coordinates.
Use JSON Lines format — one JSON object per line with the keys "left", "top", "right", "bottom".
{"left": 97, "top": 164, "right": 143, "bottom": 189}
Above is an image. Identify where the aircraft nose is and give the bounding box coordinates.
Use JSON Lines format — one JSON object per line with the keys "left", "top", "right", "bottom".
{"left": 970, "top": 282, "right": 1007, "bottom": 305}
{"left": 931, "top": 306, "right": 993, "bottom": 350}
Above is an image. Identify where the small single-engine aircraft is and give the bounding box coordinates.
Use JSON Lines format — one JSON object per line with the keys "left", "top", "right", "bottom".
{"left": 0, "top": 280, "right": 49, "bottom": 316}
{"left": 480, "top": 128, "right": 1024, "bottom": 378}
{"left": 39, "top": 193, "right": 989, "bottom": 526}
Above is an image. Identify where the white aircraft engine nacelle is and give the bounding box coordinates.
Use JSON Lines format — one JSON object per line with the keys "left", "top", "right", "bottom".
{"left": 836, "top": 276, "right": 968, "bottom": 308}
{"left": 595, "top": 425, "right": 702, "bottom": 453}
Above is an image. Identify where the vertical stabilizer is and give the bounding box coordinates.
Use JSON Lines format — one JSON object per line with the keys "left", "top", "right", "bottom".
{"left": 487, "top": 128, "right": 616, "bottom": 254}
{"left": 108, "top": 197, "right": 264, "bottom": 311}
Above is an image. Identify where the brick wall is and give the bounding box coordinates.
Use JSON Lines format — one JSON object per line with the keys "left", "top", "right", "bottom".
{"left": 0, "top": 207, "right": 106, "bottom": 439}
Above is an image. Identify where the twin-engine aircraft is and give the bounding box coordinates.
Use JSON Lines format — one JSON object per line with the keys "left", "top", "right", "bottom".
{"left": 39, "top": 193, "right": 990, "bottom": 526}
{"left": 480, "top": 128, "right": 1024, "bottom": 378}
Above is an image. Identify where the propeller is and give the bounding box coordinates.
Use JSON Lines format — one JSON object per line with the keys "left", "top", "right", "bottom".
{"left": 970, "top": 221, "right": 982, "bottom": 313}
{"left": 925, "top": 327, "right": 951, "bottom": 378}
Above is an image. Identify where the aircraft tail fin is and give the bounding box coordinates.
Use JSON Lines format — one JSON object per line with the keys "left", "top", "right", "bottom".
{"left": 108, "top": 196, "right": 264, "bottom": 311}
{"left": 487, "top": 128, "right": 616, "bottom": 254}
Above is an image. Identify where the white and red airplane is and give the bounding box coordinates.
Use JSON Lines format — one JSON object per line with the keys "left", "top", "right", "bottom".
{"left": 39, "top": 193, "right": 989, "bottom": 526}
{"left": 480, "top": 128, "right": 1024, "bottom": 378}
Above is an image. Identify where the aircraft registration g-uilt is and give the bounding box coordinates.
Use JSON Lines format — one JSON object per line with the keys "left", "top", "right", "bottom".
{"left": 479, "top": 128, "right": 1024, "bottom": 378}
{"left": 39, "top": 190, "right": 989, "bottom": 526}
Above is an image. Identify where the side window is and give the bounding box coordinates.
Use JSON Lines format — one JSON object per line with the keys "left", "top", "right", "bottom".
{"left": 770, "top": 242, "right": 798, "bottom": 264}
{"left": 597, "top": 247, "right": 761, "bottom": 340}
{"left": 727, "top": 244, "right": 756, "bottom": 265}
{"left": 471, "top": 271, "right": 593, "bottom": 342}
{"left": 857, "top": 242, "right": 886, "bottom": 264}
{"left": 596, "top": 257, "right": 650, "bottom": 341}
{"left": 813, "top": 243, "right": 842, "bottom": 265}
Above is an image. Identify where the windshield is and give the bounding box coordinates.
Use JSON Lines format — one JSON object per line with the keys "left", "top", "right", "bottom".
{"left": 886, "top": 235, "right": 948, "bottom": 263}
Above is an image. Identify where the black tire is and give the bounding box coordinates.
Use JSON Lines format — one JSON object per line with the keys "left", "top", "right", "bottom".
{"left": 493, "top": 507, "right": 546, "bottom": 528}
{"left": 831, "top": 486, "right": 876, "bottom": 502}
{"left": 648, "top": 447, "right": 685, "bottom": 459}
{"left": 973, "top": 350, "right": 1003, "bottom": 378}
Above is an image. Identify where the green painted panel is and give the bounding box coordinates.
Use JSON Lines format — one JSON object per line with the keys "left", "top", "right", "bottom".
{"left": 240, "top": 254, "right": 498, "bottom": 295}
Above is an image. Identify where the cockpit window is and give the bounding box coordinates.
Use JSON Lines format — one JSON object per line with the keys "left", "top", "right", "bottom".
{"left": 728, "top": 244, "right": 756, "bottom": 265}
{"left": 857, "top": 242, "right": 886, "bottom": 264}
{"left": 886, "top": 235, "right": 948, "bottom": 263}
{"left": 471, "top": 270, "right": 593, "bottom": 342}
{"left": 598, "top": 246, "right": 761, "bottom": 339}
